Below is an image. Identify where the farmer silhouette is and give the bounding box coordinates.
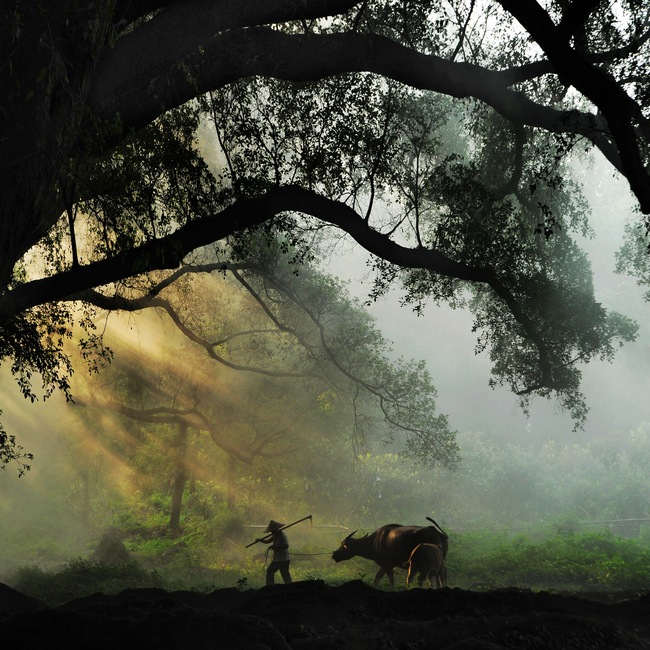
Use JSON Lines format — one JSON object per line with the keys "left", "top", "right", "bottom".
{"left": 257, "top": 520, "right": 292, "bottom": 585}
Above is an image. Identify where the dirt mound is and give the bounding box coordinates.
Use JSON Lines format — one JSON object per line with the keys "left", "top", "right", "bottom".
{"left": 1, "top": 580, "right": 649, "bottom": 649}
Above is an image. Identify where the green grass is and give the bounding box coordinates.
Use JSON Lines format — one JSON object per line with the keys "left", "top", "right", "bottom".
{"left": 448, "top": 529, "right": 650, "bottom": 592}
{"left": 5, "top": 528, "right": 650, "bottom": 605}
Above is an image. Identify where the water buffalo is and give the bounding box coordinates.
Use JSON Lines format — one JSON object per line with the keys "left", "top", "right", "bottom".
{"left": 405, "top": 542, "right": 446, "bottom": 589}
{"left": 331, "top": 520, "right": 448, "bottom": 588}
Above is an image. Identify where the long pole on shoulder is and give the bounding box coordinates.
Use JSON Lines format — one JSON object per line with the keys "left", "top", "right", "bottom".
{"left": 245, "top": 514, "right": 312, "bottom": 548}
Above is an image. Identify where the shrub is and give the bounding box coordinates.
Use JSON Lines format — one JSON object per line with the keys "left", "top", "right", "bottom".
{"left": 448, "top": 529, "right": 650, "bottom": 591}
{"left": 9, "top": 558, "right": 164, "bottom": 606}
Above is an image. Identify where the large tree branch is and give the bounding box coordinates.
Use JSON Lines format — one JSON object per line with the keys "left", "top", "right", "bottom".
{"left": 93, "top": 0, "right": 360, "bottom": 120}
{"left": 497, "top": 0, "right": 650, "bottom": 212}
{"left": 556, "top": 0, "right": 600, "bottom": 40}
{"left": 0, "top": 187, "right": 505, "bottom": 305}
{"left": 88, "top": 27, "right": 624, "bottom": 179}
{"left": 0, "top": 185, "right": 559, "bottom": 390}
{"left": 0, "top": 192, "right": 281, "bottom": 321}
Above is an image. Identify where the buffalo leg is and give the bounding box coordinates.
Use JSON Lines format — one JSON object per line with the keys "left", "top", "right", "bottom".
{"left": 374, "top": 566, "right": 397, "bottom": 588}
{"left": 375, "top": 566, "right": 394, "bottom": 587}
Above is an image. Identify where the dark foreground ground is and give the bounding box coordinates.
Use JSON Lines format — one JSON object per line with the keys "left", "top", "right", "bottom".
{"left": 2, "top": 579, "right": 650, "bottom": 649}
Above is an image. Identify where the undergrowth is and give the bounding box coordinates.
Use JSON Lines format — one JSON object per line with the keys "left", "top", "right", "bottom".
{"left": 5, "top": 528, "right": 650, "bottom": 606}
{"left": 448, "top": 529, "right": 650, "bottom": 592}
{"left": 9, "top": 559, "right": 164, "bottom": 606}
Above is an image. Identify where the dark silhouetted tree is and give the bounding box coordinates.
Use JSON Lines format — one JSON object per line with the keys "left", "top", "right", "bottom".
{"left": 1, "top": 1, "right": 648, "bottom": 465}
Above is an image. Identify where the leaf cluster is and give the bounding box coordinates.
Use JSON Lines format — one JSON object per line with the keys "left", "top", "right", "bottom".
{"left": 81, "top": 103, "right": 221, "bottom": 260}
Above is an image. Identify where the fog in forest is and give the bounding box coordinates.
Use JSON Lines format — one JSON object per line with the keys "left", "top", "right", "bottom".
{"left": 340, "top": 154, "right": 650, "bottom": 447}
{"left": 2, "top": 151, "right": 650, "bottom": 580}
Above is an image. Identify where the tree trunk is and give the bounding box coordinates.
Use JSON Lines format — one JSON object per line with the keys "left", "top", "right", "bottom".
{"left": 169, "top": 423, "right": 189, "bottom": 532}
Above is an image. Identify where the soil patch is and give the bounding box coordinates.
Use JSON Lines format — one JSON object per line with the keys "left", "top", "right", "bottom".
{"left": 1, "top": 580, "right": 649, "bottom": 649}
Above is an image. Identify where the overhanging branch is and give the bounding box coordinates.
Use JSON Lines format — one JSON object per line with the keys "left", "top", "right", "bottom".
{"left": 89, "top": 27, "right": 626, "bottom": 179}
{"left": 497, "top": 0, "right": 650, "bottom": 212}
{"left": 77, "top": 286, "right": 317, "bottom": 379}
{"left": 3, "top": 186, "right": 558, "bottom": 390}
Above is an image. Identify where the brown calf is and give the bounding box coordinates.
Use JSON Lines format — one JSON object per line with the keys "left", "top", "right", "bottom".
{"left": 405, "top": 542, "right": 446, "bottom": 589}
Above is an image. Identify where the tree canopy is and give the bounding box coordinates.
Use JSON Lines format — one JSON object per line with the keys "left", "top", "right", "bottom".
{"left": 2, "top": 1, "right": 650, "bottom": 464}
{"left": 77, "top": 241, "right": 458, "bottom": 467}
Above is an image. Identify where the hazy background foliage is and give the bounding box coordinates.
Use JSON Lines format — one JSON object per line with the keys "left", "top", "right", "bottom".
{"left": 3, "top": 0, "right": 650, "bottom": 605}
